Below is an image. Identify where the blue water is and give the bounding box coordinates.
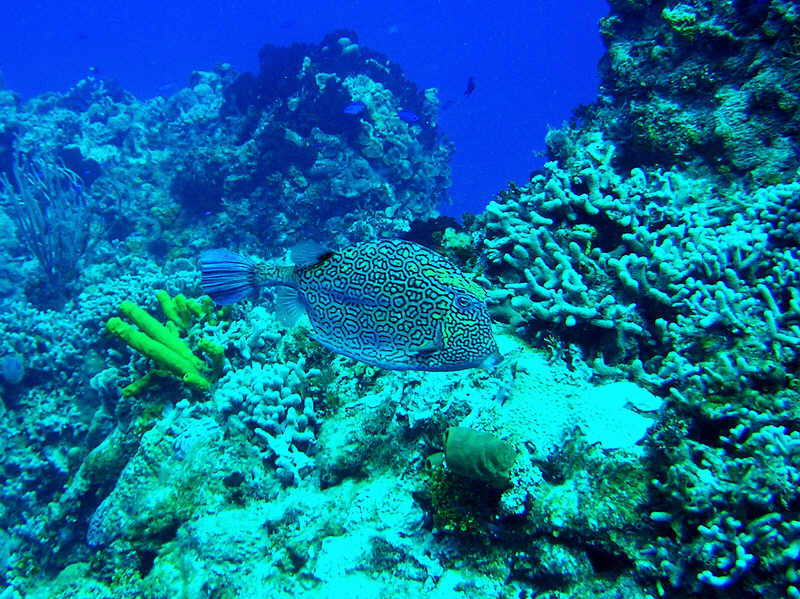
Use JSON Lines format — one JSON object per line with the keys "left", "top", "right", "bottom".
{"left": 0, "top": 0, "right": 605, "bottom": 216}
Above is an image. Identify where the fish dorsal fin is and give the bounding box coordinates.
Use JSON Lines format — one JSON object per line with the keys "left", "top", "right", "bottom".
{"left": 275, "top": 286, "right": 307, "bottom": 328}
{"left": 290, "top": 241, "right": 334, "bottom": 267}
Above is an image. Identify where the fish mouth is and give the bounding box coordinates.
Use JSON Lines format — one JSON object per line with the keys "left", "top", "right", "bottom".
{"left": 479, "top": 350, "right": 504, "bottom": 372}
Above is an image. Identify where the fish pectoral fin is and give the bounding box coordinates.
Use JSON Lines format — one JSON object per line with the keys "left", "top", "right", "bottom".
{"left": 275, "top": 286, "right": 306, "bottom": 327}
{"left": 410, "top": 341, "right": 440, "bottom": 356}
{"left": 409, "top": 325, "right": 444, "bottom": 356}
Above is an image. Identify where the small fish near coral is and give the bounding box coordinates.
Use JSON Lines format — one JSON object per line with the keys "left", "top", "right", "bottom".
{"left": 343, "top": 101, "right": 366, "bottom": 115}
{"left": 200, "top": 239, "right": 500, "bottom": 371}
{"left": 397, "top": 108, "right": 420, "bottom": 124}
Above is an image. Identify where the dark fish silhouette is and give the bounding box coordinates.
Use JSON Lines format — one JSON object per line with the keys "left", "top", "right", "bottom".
{"left": 442, "top": 77, "right": 477, "bottom": 111}
{"left": 464, "top": 76, "right": 476, "bottom": 96}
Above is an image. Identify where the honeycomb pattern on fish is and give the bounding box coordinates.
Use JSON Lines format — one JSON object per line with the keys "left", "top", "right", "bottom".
{"left": 292, "top": 240, "right": 497, "bottom": 370}
{"left": 200, "top": 239, "right": 499, "bottom": 371}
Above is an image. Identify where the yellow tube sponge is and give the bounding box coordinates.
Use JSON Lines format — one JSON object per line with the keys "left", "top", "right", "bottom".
{"left": 196, "top": 337, "right": 225, "bottom": 378}
{"left": 106, "top": 316, "right": 211, "bottom": 392}
{"left": 156, "top": 290, "right": 205, "bottom": 331}
{"left": 118, "top": 300, "right": 204, "bottom": 372}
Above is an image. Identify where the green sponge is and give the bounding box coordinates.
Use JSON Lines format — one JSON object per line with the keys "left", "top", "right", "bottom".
{"left": 119, "top": 300, "right": 203, "bottom": 371}
{"left": 444, "top": 427, "right": 517, "bottom": 489}
{"left": 106, "top": 294, "right": 222, "bottom": 394}
{"left": 106, "top": 316, "right": 210, "bottom": 392}
{"left": 156, "top": 290, "right": 214, "bottom": 331}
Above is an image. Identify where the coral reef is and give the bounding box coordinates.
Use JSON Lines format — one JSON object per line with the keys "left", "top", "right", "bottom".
{"left": 473, "top": 128, "right": 799, "bottom": 402}
{"left": 0, "top": 31, "right": 452, "bottom": 295}
{"left": 596, "top": 0, "right": 800, "bottom": 184}
{"left": 214, "top": 357, "right": 321, "bottom": 487}
{"left": 0, "top": 155, "right": 97, "bottom": 306}
{"left": 1, "top": 283, "right": 667, "bottom": 598}
{"left": 639, "top": 389, "right": 800, "bottom": 597}
{"left": 0, "top": 6, "right": 797, "bottom": 598}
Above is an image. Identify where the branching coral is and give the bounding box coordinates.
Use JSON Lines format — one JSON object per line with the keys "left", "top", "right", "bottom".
{"left": 473, "top": 128, "right": 800, "bottom": 398}
{"left": 641, "top": 392, "right": 800, "bottom": 597}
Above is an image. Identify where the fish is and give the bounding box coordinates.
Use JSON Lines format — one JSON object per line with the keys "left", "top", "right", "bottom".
{"left": 343, "top": 101, "right": 366, "bottom": 115}
{"left": 397, "top": 109, "right": 420, "bottom": 123}
{"left": 464, "top": 76, "right": 476, "bottom": 96}
{"left": 200, "top": 239, "right": 500, "bottom": 371}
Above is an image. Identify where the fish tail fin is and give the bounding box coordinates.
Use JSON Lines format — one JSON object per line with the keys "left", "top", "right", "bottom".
{"left": 199, "top": 249, "right": 258, "bottom": 305}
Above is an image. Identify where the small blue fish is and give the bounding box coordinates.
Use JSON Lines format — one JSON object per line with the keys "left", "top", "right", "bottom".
{"left": 397, "top": 109, "right": 420, "bottom": 123}
{"left": 343, "top": 101, "right": 365, "bottom": 115}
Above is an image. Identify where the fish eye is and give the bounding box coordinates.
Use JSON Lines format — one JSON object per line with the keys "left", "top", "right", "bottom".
{"left": 452, "top": 292, "right": 475, "bottom": 310}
